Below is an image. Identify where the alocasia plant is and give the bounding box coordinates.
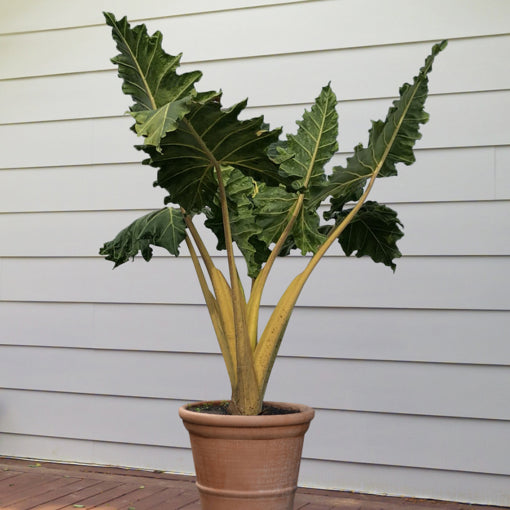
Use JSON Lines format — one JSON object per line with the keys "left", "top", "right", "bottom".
{"left": 100, "top": 12, "right": 446, "bottom": 415}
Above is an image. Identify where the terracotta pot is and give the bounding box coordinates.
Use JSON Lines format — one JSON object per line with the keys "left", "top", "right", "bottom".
{"left": 179, "top": 401, "right": 315, "bottom": 510}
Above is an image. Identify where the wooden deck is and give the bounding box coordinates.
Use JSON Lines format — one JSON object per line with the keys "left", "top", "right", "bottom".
{"left": 0, "top": 457, "right": 505, "bottom": 509}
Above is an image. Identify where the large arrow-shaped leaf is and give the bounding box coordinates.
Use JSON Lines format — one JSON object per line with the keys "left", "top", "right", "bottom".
{"left": 316, "top": 40, "right": 447, "bottom": 271}
{"left": 278, "top": 84, "right": 338, "bottom": 190}
{"left": 105, "top": 13, "right": 283, "bottom": 215}
{"left": 324, "top": 40, "right": 447, "bottom": 215}
{"left": 104, "top": 12, "right": 203, "bottom": 111}
{"left": 254, "top": 85, "right": 338, "bottom": 254}
{"left": 99, "top": 207, "right": 187, "bottom": 267}
{"left": 143, "top": 99, "right": 282, "bottom": 213}
{"left": 105, "top": 13, "right": 219, "bottom": 153}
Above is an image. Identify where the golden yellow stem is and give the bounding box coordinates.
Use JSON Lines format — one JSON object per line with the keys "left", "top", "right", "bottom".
{"left": 253, "top": 173, "right": 379, "bottom": 391}
{"left": 185, "top": 236, "right": 236, "bottom": 386}
{"left": 182, "top": 210, "right": 237, "bottom": 367}
{"left": 246, "top": 194, "right": 305, "bottom": 348}
{"left": 181, "top": 209, "right": 216, "bottom": 279}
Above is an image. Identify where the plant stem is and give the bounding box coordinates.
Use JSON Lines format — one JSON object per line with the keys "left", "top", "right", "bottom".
{"left": 213, "top": 161, "right": 260, "bottom": 415}
{"left": 246, "top": 194, "right": 304, "bottom": 346}
{"left": 185, "top": 236, "right": 236, "bottom": 386}
{"left": 181, "top": 208, "right": 215, "bottom": 280}
{"left": 253, "top": 172, "right": 378, "bottom": 392}
{"left": 181, "top": 208, "right": 237, "bottom": 364}
{"left": 183, "top": 118, "right": 260, "bottom": 415}
{"left": 305, "top": 171, "right": 378, "bottom": 276}
{"left": 181, "top": 120, "right": 240, "bottom": 294}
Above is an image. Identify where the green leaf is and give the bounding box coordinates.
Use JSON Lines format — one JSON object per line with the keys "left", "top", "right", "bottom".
{"left": 130, "top": 95, "right": 194, "bottom": 149}
{"left": 267, "top": 140, "right": 293, "bottom": 165}
{"left": 253, "top": 85, "right": 338, "bottom": 254}
{"left": 334, "top": 201, "right": 404, "bottom": 270}
{"left": 292, "top": 203, "right": 326, "bottom": 254}
{"left": 104, "top": 12, "right": 204, "bottom": 111}
{"left": 99, "top": 207, "right": 187, "bottom": 267}
{"left": 105, "top": 13, "right": 282, "bottom": 215}
{"left": 205, "top": 167, "right": 270, "bottom": 278}
{"left": 252, "top": 184, "right": 298, "bottom": 246}
{"left": 249, "top": 185, "right": 326, "bottom": 260}
{"left": 144, "top": 99, "right": 282, "bottom": 213}
{"left": 279, "top": 84, "right": 338, "bottom": 190}
{"left": 324, "top": 40, "right": 447, "bottom": 215}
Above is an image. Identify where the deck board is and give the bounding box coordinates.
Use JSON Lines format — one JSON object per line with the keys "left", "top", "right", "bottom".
{"left": 0, "top": 458, "right": 505, "bottom": 509}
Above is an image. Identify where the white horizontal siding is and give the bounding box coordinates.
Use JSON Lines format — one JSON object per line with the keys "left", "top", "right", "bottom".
{"left": 370, "top": 147, "right": 508, "bottom": 203}
{"left": 1, "top": 0, "right": 509, "bottom": 80}
{"left": 0, "top": 164, "right": 167, "bottom": 212}
{"left": 1, "top": 350, "right": 509, "bottom": 421}
{"left": 496, "top": 147, "right": 510, "bottom": 199}
{"left": 252, "top": 91, "right": 510, "bottom": 150}
{"left": 0, "top": 147, "right": 506, "bottom": 213}
{"left": 2, "top": 36, "right": 510, "bottom": 125}
{"left": 0, "top": 0, "right": 307, "bottom": 34}
{"left": 1, "top": 389, "right": 510, "bottom": 476}
{"left": 0, "top": 433, "right": 196, "bottom": 477}
{"left": 1, "top": 201, "right": 509, "bottom": 257}
{"left": 1, "top": 92, "right": 508, "bottom": 170}
{"left": 0, "top": 0, "right": 509, "bottom": 505}
{"left": 307, "top": 410, "right": 510, "bottom": 475}
{"left": 0, "top": 390, "right": 509, "bottom": 479}
{"left": 1, "top": 256, "right": 508, "bottom": 310}
{"left": 299, "top": 460, "right": 510, "bottom": 504}
{"left": 1, "top": 302, "right": 509, "bottom": 365}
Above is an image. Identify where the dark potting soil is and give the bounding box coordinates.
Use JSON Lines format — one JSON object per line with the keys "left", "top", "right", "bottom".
{"left": 187, "top": 401, "right": 299, "bottom": 416}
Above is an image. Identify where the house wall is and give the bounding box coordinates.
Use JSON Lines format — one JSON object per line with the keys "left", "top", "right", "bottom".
{"left": 0, "top": 0, "right": 509, "bottom": 505}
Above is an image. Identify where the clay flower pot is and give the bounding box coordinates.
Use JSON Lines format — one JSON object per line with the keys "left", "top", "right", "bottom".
{"left": 179, "top": 401, "right": 315, "bottom": 510}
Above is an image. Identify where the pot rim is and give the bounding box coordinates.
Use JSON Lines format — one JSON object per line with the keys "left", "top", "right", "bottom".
{"left": 179, "top": 400, "right": 315, "bottom": 428}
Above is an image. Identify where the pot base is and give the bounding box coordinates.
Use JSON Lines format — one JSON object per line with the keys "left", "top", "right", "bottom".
{"left": 197, "top": 483, "right": 295, "bottom": 509}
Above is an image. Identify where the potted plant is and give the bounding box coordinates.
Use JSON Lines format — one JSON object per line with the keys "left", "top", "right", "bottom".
{"left": 100, "top": 12, "right": 446, "bottom": 510}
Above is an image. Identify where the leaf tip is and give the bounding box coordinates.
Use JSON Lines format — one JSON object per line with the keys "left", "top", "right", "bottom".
{"left": 437, "top": 39, "right": 448, "bottom": 52}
